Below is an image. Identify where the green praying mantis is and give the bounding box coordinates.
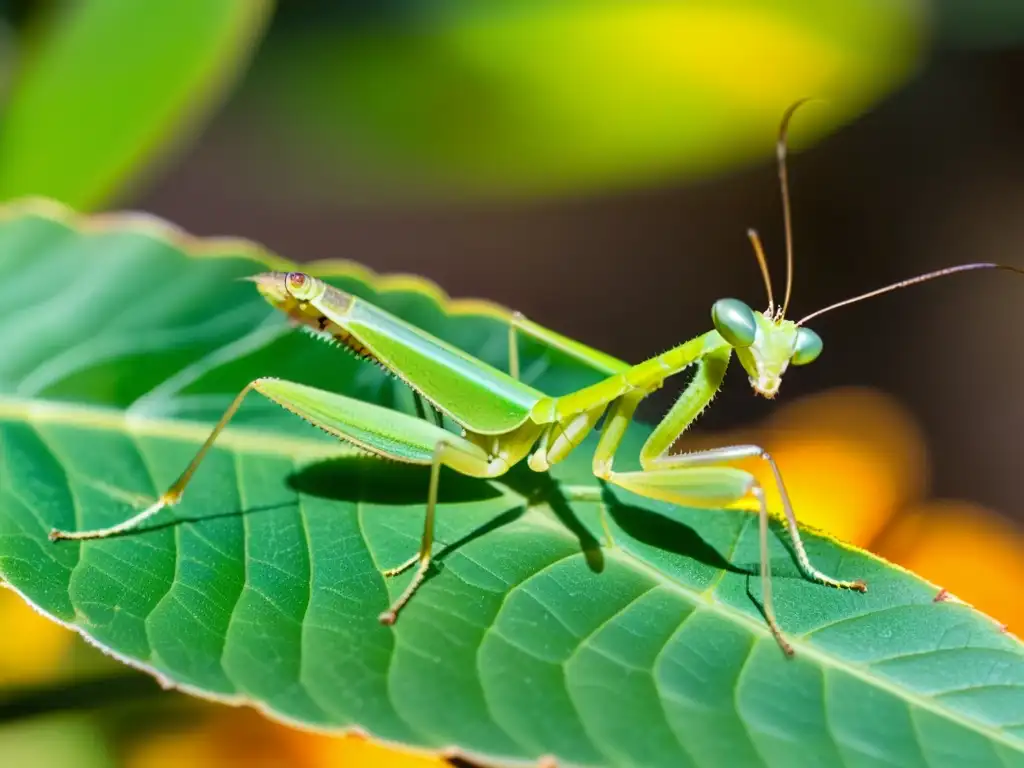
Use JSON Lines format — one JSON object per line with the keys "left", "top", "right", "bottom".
{"left": 50, "top": 102, "right": 1024, "bottom": 656}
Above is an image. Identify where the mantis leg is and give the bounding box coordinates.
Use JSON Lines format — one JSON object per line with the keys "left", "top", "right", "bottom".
{"left": 507, "top": 311, "right": 629, "bottom": 381}
{"left": 610, "top": 446, "right": 869, "bottom": 656}
{"left": 588, "top": 346, "right": 865, "bottom": 654}
{"left": 412, "top": 391, "right": 443, "bottom": 427}
{"left": 644, "top": 444, "right": 867, "bottom": 594}
{"left": 377, "top": 437, "right": 500, "bottom": 625}
{"left": 632, "top": 356, "right": 867, "bottom": 594}
{"left": 48, "top": 378, "right": 474, "bottom": 544}
{"left": 376, "top": 436, "right": 508, "bottom": 624}
{"left": 49, "top": 379, "right": 267, "bottom": 542}
{"left": 49, "top": 377, "right": 528, "bottom": 626}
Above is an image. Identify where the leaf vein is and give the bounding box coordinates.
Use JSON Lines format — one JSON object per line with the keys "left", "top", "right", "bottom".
{"left": 219, "top": 449, "right": 250, "bottom": 692}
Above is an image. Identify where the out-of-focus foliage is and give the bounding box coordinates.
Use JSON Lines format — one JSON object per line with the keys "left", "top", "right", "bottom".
{"left": 877, "top": 501, "right": 1024, "bottom": 635}
{"left": 247, "top": 0, "right": 926, "bottom": 199}
{"left": 124, "top": 707, "right": 444, "bottom": 768}
{"left": 0, "top": 0, "right": 273, "bottom": 209}
{"left": 0, "top": 590, "right": 79, "bottom": 690}
{"left": 0, "top": 714, "right": 114, "bottom": 767}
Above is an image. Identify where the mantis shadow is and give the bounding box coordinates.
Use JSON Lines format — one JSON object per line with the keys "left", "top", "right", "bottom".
{"left": 600, "top": 485, "right": 751, "bottom": 577}
{"left": 289, "top": 456, "right": 524, "bottom": 578}
{"left": 502, "top": 463, "right": 605, "bottom": 574}
{"left": 288, "top": 455, "right": 503, "bottom": 506}
{"left": 127, "top": 501, "right": 298, "bottom": 535}
{"left": 292, "top": 457, "right": 605, "bottom": 573}
{"left": 72, "top": 456, "right": 506, "bottom": 540}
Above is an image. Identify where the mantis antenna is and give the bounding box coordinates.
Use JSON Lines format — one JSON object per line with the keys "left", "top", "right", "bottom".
{"left": 746, "top": 228, "right": 775, "bottom": 313}
{"left": 797, "top": 262, "right": 1024, "bottom": 325}
{"left": 778, "top": 98, "right": 813, "bottom": 317}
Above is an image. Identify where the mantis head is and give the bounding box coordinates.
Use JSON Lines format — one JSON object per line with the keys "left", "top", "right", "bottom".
{"left": 250, "top": 271, "right": 322, "bottom": 303}
{"left": 711, "top": 298, "right": 820, "bottom": 398}
{"left": 248, "top": 270, "right": 323, "bottom": 309}
{"left": 247, "top": 271, "right": 333, "bottom": 330}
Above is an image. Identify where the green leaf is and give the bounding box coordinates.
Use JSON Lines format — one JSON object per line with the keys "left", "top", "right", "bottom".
{"left": 1, "top": 199, "right": 1023, "bottom": 767}
{"left": 247, "top": 0, "right": 925, "bottom": 199}
{"left": 0, "top": 0, "right": 274, "bottom": 209}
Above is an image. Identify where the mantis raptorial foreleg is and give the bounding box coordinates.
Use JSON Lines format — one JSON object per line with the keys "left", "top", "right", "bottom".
{"left": 646, "top": 443, "right": 867, "bottom": 589}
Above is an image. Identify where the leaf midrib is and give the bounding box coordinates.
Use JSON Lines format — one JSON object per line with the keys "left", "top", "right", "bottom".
{"left": 2, "top": 395, "right": 1021, "bottom": 756}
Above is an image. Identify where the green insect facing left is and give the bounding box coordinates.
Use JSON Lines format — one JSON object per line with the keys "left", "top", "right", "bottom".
{"left": 51, "top": 101, "right": 1024, "bottom": 656}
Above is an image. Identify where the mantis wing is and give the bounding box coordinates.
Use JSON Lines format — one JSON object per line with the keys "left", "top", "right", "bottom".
{"left": 339, "top": 300, "right": 539, "bottom": 435}
{"left": 255, "top": 272, "right": 628, "bottom": 436}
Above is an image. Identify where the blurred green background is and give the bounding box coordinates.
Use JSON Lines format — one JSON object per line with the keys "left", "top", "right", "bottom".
{"left": 1, "top": 0, "right": 1024, "bottom": 765}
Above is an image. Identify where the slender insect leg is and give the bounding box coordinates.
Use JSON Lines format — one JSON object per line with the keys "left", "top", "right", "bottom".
{"left": 51, "top": 378, "right": 489, "bottom": 549}
{"left": 578, "top": 343, "right": 863, "bottom": 653}
{"left": 507, "top": 310, "right": 629, "bottom": 382}
{"left": 50, "top": 379, "right": 269, "bottom": 541}
{"left": 412, "top": 391, "right": 428, "bottom": 421}
{"left": 627, "top": 345, "right": 864, "bottom": 583}
{"left": 585, "top": 392, "right": 646, "bottom": 547}
{"left": 508, "top": 316, "right": 521, "bottom": 381}
{"left": 378, "top": 439, "right": 501, "bottom": 625}
{"left": 412, "top": 391, "right": 443, "bottom": 428}
{"left": 585, "top": 344, "right": 732, "bottom": 483}
{"left": 603, "top": 456, "right": 796, "bottom": 653}
{"left": 604, "top": 443, "right": 866, "bottom": 654}
{"left": 645, "top": 444, "right": 867, "bottom": 593}
{"left": 591, "top": 392, "right": 645, "bottom": 479}
{"left": 753, "top": 484, "right": 794, "bottom": 656}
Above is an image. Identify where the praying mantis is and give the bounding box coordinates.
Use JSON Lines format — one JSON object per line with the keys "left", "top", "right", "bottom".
{"left": 50, "top": 102, "right": 1023, "bottom": 656}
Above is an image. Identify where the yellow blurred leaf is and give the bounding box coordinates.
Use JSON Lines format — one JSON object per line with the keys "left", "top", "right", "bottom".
{"left": 872, "top": 500, "right": 1024, "bottom": 636}
{"left": 251, "top": 0, "right": 926, "bottom": 197}
{"left": 0, "top": 714, "right": 115, "bottom": 768}
{"left": 617, "top": 6, "right": 843, "bottom": 109}
{"left": 0, "top": 588, "right": 74, "bottom": 687}
{"left": 125, "top": 705, "right": 446, "bottom": 768}
{"left": 286, "top": 729, "right": 448, "bottom": 768}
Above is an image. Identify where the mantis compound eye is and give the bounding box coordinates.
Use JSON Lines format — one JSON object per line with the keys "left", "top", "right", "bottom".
{"left": 791, "top": 327, "right": 823, "bottom": 365}
{"left": 711, "top": 298, "right": 757, "bottom": 348}
{"left": 286, "top": 272, "right": 315, "bottom": 299}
